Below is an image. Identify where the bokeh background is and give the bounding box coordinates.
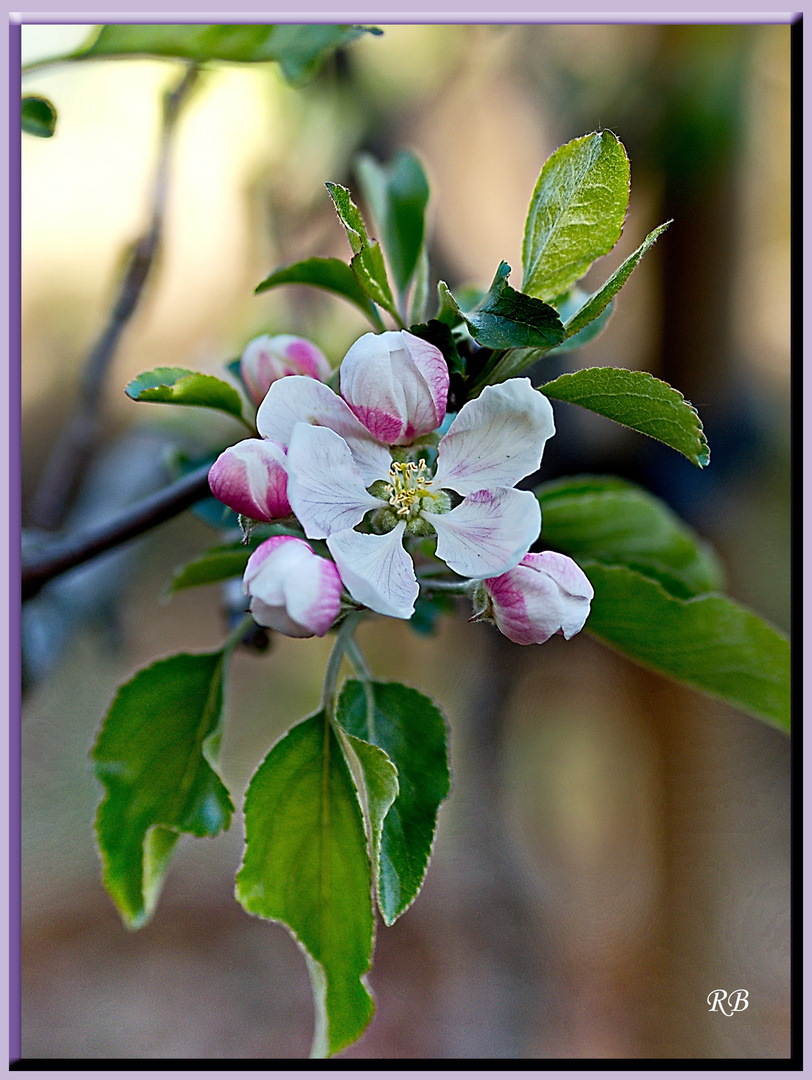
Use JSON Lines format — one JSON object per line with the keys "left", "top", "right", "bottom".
{"left": 20, "top": 22, "right": 792, "bottom": 1059}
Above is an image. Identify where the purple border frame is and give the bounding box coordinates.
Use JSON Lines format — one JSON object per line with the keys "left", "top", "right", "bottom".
{"left": 10, "top": 8, "right": 801, "bottom": 1075}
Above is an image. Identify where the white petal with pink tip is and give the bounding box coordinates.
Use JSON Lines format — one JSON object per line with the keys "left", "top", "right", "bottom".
{"left": 327, "top": 522, "right": 419, "bottom": 619}
{"left": 286, "top": 423, "right": 385, "bottom": 539}
{"left": 433, "top": 379, "right": 555, "bottom": 496}
{"left": 423, "top": 487, "right": 541, "bottom": 578}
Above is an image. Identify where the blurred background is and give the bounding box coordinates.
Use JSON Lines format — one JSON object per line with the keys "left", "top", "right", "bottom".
{"left": 20, "top": 22, "right": 791, "bottom": 1059}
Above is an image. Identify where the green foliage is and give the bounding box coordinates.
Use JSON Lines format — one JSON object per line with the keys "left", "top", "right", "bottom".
{"left": 74, "top": 23, "right": 381, "bottom": 84}
{"left": 92, "top": 652, "right": 234, "bottom": 928}
{"left": 582, "top": 563, "right": 790, "bottom": 732}
{"left": 169, "top": 543, "right": 253, "bottom": 593}
{"left": 338, "top": 680, "right": 451, "bottom": 925}
{"left": 522, "top": 130, "right": 630, "bottom": 302}
{"left": 235, "top": 714, "right": 375, "bottom": 1057}
{"left": 537, "top": 475, "right": 724, "bottom": 598}
{"left": 539, "top": 367, "right": 710, "bottom": 468}
{"left": 448, "top": 262, "right": 566, "bottom": 351}
{"left": 125, "top": 367, "right": 250, "bottom": 426}
{"left": 563, "top": 221, "right": 671, "bottom": 339}
{"left": 326, "top": 182, "right": 401, "bottom": 324}
{"left": 21, "top": 95, "right": 57, "bottom": 137}
{"left": 255, "top": 256, "right": 383, "bottom": 328}
{"left": 355, "top": 150, "right": 430, "bottom": 296}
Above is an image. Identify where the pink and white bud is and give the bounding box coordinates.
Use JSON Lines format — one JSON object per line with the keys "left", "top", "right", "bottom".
{"left": 208, "top": 438, "right": 291, "bottom": 522}
{"left": 477, "top": 551, "right": 594, "bottom": 645}
{"left": 339, "top": 330, "right": 449, "bottom": 445}
{"left": 240, "top": 334, "right": 332, "bottom": 407}
{"left": 243, "top": 536, "right": 343, "bottom": 638}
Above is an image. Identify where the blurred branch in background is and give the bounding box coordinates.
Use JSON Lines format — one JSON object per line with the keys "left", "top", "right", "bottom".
{"left": 26, "top": 62, "right": 199, "bottom": 532}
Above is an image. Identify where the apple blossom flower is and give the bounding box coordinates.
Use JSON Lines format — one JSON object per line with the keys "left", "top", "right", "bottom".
{"left": 256, "top": 331, "right": 555, "bottom": 620}
{"left": 208, "top": 438, "right": 291, "bottom": 522}
{"left": 240, "top": 334, "right": 332, "bottom": 407}
{"left": 473, "top": 550, "right": 594, "bottom": 645}
{"left": 243, "top": 535, "right": 343, "bottom": 638}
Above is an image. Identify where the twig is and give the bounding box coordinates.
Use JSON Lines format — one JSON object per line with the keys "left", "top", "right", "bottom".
{"left": 27, "top": 63, "right": 200, "bottom": 531}
{"left": 22, "top": 462, "right": 212, "bottom": 601}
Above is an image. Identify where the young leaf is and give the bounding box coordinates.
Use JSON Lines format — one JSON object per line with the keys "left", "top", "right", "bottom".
{"left": 355, "top": 150, "right": 430, "bottom": 295}
{"left": 461, "top": 262, "right": 566, "bottom": 351}
{"left": 325, "top": 182, "right": 401, "bottom": 324}
{"left": 582, "top": 563, "right": 790, "bottom": 732}
{"left": 522, "top": 130, "right": 630, "bottom": 302}
{"left": 22, "top": 95, "right": 57, "bottom": 137}
{"left": 539, "top": 367, "right": 710, "bottom": 468}
{"left": 74, "top": 24, "right": 381, "bottom": 85}
{"left": 125, "top": 367, "right": 250, "bottom": 426}
{"left": 563, "top": 221, "right": 671, "bottom": 339}
{"left": 344, "top": 732, "right": 399, "bottom": 899}
{"left": 235, "top": 714, "right": 375, "bottom": 1058}
{"left": 537, "top": 475, "right": 725, "bottom": 598}
{"left": 338, "top": 680, "right": 450, "bottom": 926}
{"left": 92, "top": 652, "right": 234, "bottom": 929}
{"left": 255, "top": 256, "right": 383, "bottom": 329}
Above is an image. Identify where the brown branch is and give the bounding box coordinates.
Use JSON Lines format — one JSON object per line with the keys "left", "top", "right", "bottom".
{"left": 22, "top": 463, "right": 213, "bottom": 602}
{"left": 27, "top": 63, "right": 200, "bottom": 531}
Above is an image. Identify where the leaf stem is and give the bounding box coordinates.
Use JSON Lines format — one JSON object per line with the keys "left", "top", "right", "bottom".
{"left": 321, "top": 610, "right": 366, "bottom": 721}
{"left": 222, "top": 613, "right": 259, "bottom": 654}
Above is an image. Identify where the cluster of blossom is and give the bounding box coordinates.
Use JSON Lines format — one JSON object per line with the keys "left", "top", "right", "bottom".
{"left": 209, "top": 330, "right": 593, "bottom": 644}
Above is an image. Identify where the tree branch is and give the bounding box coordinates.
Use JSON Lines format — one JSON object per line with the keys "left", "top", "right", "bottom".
{"left": 22, "top": 463, "right": 213, "bottom": 602}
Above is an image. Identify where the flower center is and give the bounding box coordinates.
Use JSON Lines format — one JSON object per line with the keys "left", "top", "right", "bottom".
{"left": 385, "top": 459, "right": 436, "bottom": 519}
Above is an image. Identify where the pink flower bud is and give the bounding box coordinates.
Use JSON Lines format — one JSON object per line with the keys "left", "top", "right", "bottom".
{"left": 208, "top": 438, "right": 291, "bottom": 521}
{"left": 339, "top": 330, "right": 449, "bottom": 445}
{"left": 240, "top": 334, "right": 332, "bottom": 407}
{"left": 243, "top": 536, "right": 343, "bottom": 638}
{"left": 478, "top": 551, "right": 594, "bottom": 645}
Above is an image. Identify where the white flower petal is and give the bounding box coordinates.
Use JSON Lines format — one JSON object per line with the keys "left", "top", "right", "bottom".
{"left": 286, "top": 424, "right": 385, "bottom": 539}
{"left": 423, "top": 487, "right": 541, "bottom": 578}
{"left": 327, "top": 522, "right": 418, "bottom": 619}
{"left": 433, "top": 379, "right": 555, "bottom": 496}
{"left": 340, "top": 330, "right": 448, "bottom": 444}
{"left": 256, "top": 375, "right": 390, "bottom": 484}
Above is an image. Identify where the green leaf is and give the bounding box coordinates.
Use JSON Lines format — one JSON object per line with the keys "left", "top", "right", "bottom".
{"left": 435, "top": 280, "right": 465, "bottom": 329}
{"left": 344, "top": 732, "right": 399, "bottom": 898}
{"left": 76, "top": 24, "right": 381, "bottom": 85}
{"left": 355, "top": 150, "right": 430, "bottom": 295}
{"left": 167, "top": 527, "right": 310, "bottom": 594}
{"left": 537, "top": 475, "right": 724, "bottom": 598}
{"left": 125, "top": 367, "right": 249, "bottom": 425}
{"left": 338, "top": 680, "right": 450, "bottom": 926}
{"left": 564, "top": 221, "right": 671, "bottom": 339}
{"left": 255, "top": 256, "right": 383, "bottom": 329}
{"left": 461, "top": 262, "right": 565, "bottom": 351}
{"left": 169, "top": 543, "right": 252, "bottom": 593}
{"left": 22, "top": 95, "right": 57, "bottom": 137}
{"left": 522, "top": 130, "right": 630, "bottom": 302}
{"left": 235, "top": 713, "right": 374, "bottom": 1058}
{"left": 92, "top": 652, "right": 234, "bottom": 928}
{"left": 325, "top": 182, "right": 400, "bottom": 323}
{"left": 582, "top": 563, "right": 790, "bottom": 731}
{"left": 539, "top": 367, "right": 710, "bottom": 468}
